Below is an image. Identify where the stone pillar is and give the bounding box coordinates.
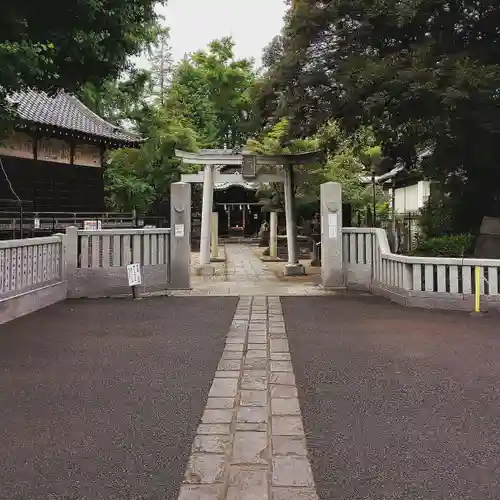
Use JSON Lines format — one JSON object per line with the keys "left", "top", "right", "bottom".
{"left": 321, "top": 182, "right": 345, "bottom": 289}
{"left": 283, "top": 164, "right": 304, "bottom": 275}
{"left": 211, "top": 211, "right": 219, "bottom": 260}
{"left": 200, "top": 164, "right": 214, "bottom": 266}
{"left": 170, "top": 182, "right": 191, "bottom": 289}
{"left": 269, "top": 211, "right": 278, "bottom": 259}
{"left": 64, "top": 226, "right": 78, "bottom": 297}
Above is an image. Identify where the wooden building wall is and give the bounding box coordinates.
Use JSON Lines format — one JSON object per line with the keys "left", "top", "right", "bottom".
{"left": 0, "top": 155, "right": 105, "bottom": 212}
{"left": 0, "top": 131, "right": 106, "bottom": 213}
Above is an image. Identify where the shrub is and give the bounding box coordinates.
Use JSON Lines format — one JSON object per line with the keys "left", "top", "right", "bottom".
{"left": 412, "top": 234, "right": 475, "bottom": 257}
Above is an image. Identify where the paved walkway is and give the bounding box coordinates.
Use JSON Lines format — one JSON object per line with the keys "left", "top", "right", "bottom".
{"left": 3, "top": 243, "right": 500, "bottom": 499}
{"left": 180, "top": 244, "right": 329, "bottom": 297}
{"left": 178, "top": 296, "right": 317, "bottom": 500}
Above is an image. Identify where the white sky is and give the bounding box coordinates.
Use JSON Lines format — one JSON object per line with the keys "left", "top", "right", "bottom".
{"left": 138, "top": 0, "right": 287, "bottom": 69}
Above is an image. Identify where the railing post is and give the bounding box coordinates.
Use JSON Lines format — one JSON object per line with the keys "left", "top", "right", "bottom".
{"left": 64, "top": 226, "right": 78, "bottom": 296}
{"left": 170, "top": 182, "right": 191, "bottom": 289}
{"left": 402, "top": 262, "right": 413, "bottom": 290}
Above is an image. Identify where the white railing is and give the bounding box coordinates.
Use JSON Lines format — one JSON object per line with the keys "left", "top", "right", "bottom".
{"left": 343, "top": 228, "right": 500, "bottom": 308}
{"left": 77, "top": 229, "right": 171, "bottom": 269}
{"left": 69, "top": 228, "right": 172, "bottom": 298}
{"left": 0, "top": 236, "right": 63, "bottom": 299}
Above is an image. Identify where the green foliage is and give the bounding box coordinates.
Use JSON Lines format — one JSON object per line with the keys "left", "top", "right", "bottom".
{"left": 259, "top": 0, "right": 500, "bottom": 234}
{"left": 319, "top": 122, "right": 387, "bottom": 210}
{"left": 412, "top": 234, "right": 475, "bottom": 258}
{"left": 79, "top": 69, "right": 153, "bottom": 128}
{"left": 104, "top": 148, "right": 156, "bottom": 213}
{"left": 418, "top": 196, "right": 455, "bottom": 239}
{"left": 166, "top": 37, "right": 257, "bottom": 148}
{"left": 106, "top": 111, "right": 197, "bottom": 212}
{"left": 0, "top": 0, "right": 161, "bottom": 134}
{"left": 246, "top": 119, "right": 324, "bottom": 212}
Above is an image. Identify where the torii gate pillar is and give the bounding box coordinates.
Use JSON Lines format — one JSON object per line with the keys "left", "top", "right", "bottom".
{"left": 283, "top": 164, "right": 304, "bottom": 276}
{"left": 200, "top": 164, "right": 214, "bottom": 266}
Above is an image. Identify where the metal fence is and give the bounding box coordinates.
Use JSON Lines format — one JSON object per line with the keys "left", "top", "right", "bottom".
{"left": 353, "top": 210, "right": 421, "bottom": 254}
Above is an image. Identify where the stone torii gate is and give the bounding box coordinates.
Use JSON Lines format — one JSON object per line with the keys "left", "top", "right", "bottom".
{"left": 175, "top": 148, "right": 322, "bottom": 276}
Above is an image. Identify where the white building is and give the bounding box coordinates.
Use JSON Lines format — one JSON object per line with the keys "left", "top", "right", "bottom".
{"left": 392, "top": 179, "right": 431, "bottom": 214}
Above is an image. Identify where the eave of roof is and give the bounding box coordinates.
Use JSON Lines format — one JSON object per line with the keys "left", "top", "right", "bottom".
{"left": 7, "top": 89, "right": 143, "bottom": 146}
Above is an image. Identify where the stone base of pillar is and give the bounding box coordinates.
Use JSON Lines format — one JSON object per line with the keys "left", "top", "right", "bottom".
{"left": 194, "top": 264, "right": 216, "bottom": 277}
{"left": 210, "top": 256, "right": 226, "bottom": 263}
{"left": 283, "top": 263, "right": 306, "bottom": 276}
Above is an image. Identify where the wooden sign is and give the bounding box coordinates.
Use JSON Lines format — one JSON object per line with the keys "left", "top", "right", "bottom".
{"left": 74, "top": 144, "right": 101, "bottom": 167}
{"left": 38, "top": 137, "right": 71, "bottom": 164}
{"left": 0, "top": 132, "right": 34, "bottom": 159}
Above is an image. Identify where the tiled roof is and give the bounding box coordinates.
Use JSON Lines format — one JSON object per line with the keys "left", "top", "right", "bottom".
{"left": 8, "top": 89, "right": 142, "bottom": 144}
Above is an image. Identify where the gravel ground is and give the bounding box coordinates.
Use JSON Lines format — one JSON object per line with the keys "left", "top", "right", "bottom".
{"left": 0, "top": 296, "right": 237, "bottom": 500}
{"left": 282, "top": 295, "right": 500, "bottom": 500}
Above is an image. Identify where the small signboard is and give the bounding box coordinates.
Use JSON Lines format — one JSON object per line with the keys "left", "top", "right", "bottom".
{"left": 328, "top": 213, "right": 338, "bottom": 239}
{"left": 84, "top": 220, "right": 102, "bottom": 231}
{"left": 127, "top": 263, "right": 142, "bottom": 286}
{"left": 174, "top": 224, "right": 185, "bottom": 238}
{"left": 34, "top": 218, "right": 40, "bottom": 230}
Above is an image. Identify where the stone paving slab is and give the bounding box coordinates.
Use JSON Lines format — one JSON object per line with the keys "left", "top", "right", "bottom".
{"left": 167, "top": 244, "right": 336, "bottom": 297}
{"left": 0, "top": 297, "right": 238, "bottom": 500}
{"left": 177, "top": 297, "right": 319, "bottom": 500}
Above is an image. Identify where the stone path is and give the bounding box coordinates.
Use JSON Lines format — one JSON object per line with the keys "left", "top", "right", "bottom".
{"left": 177, "top": 244, "right": 331, "bottom": 297}
{"left": 177, "top": 296, "right": 318, "bottom": 500}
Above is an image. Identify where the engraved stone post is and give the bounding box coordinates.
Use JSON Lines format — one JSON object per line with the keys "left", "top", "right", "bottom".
{"left": 170, "top": 182, "right": 191, "bottom": 289}
{"left": 321, "top": 182, "right": 345, "bottom": 289}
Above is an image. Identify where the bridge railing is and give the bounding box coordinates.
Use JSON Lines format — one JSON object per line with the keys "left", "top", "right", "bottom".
{"left": 343, "top": 227, "right": 500, "bottom": 310}
{"left": 67, "top": 227, "right": 172, "bottom": 298}
{"left": 0, "top": 235, "right": 67, "bottom": 324}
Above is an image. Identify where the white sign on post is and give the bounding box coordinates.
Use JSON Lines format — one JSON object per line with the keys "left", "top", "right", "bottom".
{"left": 174, "top": 224, "right": 185, "bottom": 238}
{"left": 328, "top": 213, "right": 338, "bottom": 239}
{"left": 127, "top": 263, "right": 142, "bottom": 286}
{"left": 34, "top": 218, "right": 40, "bottom": 229}
{"left": 84, "top": 220, "right": 102, "bottom": 231}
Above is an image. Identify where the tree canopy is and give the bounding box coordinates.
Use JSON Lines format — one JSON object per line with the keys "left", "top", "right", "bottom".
{"left": 0, "top": 0, "right": 162, "bottom": 130}
{"left": 259, "top": 0, "right": 500, "bottom": 232}
{"left": 166, "top": 37, "right": 258, "bottom": 148}
{"left": 104, "top": 36, "right": 261, "bottom": 213}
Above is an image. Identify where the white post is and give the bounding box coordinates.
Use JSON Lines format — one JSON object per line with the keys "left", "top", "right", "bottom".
{"left": 321, "top": 182, "right": 345, "bottom": 289}
{"left": 211, "top": 212, "right": 219, "bottom": 259}
{"left": 200, "top": 164, "right": 214, "bottom": 266}
{"left": 270, "top": 211, "right": 278, "bottom": 259}
{"left": 283, "top": 164, "right": 304, "bottom": 275}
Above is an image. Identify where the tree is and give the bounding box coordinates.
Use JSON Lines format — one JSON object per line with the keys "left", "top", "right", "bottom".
{"left": 148, "top": 27, "right": 173, "bottom": 105}
{"left": 166, "top": 37, "right": 258, "bottom": 148}
{"left": 105, "top": 110, "right": 197, "bottom": 213}
{"left": 79, "top": 69, "right": 153, "bottom": 129}
{"left": 258, "top": 0, "right": 500, "bottom": 233}
{"left": 246, "top": 119, "right": 325, "bottom": 214}
{"left": 0, "top": 0, "right": 162, "bottom": 132}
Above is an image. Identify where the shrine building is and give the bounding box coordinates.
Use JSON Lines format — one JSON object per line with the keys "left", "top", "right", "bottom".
{"left": 0, "top": 89, "right": 142, "bottom": 213}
